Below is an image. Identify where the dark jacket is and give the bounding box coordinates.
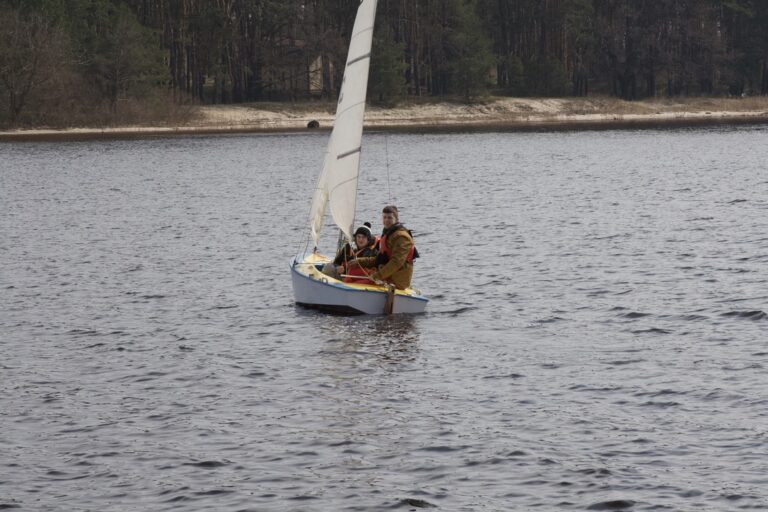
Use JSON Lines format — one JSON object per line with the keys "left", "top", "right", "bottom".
{"left": 333, "top": 241, "right": 377, "bottom": 266}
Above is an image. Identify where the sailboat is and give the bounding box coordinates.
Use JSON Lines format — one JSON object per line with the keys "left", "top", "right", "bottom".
{"left": 290, "top": 0, "right": 428, "bottom": 315}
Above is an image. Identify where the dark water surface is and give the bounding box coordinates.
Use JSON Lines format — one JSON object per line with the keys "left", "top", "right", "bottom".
{"left": 2, "top": 126, "right": 767, "bottom": 511}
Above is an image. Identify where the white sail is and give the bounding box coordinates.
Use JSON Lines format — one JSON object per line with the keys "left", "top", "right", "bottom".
{"left": 308, "top": 0, "right": 378, "bottom": 247}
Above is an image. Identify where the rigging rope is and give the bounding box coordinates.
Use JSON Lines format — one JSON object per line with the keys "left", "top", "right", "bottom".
{"left": 385, "top": 135, "right": 392, "bottom": 204}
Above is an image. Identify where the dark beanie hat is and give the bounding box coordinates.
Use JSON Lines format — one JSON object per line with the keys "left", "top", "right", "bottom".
{"left": 354, "top": 222, "right": 373, "bottom": 239}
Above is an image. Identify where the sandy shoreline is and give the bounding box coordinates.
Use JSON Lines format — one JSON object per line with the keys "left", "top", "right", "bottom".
{"left": 2, "top": 97, "right": 767, "bottom": 141}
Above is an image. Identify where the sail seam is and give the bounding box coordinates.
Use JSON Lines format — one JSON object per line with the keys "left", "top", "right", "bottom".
{"left": 335, "top": 100, "right": 366, "bottom": 119}
{"left": 351, "top": 26, "right": 374, "bottom": 41}
{"left": 328, "top": 174, "right": 360, "bottom": 196}
{"left": 337, "top": 147, "right": 362, "bottom": 160}
{"left": 347, "top": 52, "right": 371, "bottom": 66}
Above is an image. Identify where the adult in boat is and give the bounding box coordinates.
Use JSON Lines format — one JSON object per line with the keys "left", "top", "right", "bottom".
{"left": 322, "top": 222, "right": 378, "bottom": 280}
{"left": 352, "top": 205, "right": 418, "bottom": 290}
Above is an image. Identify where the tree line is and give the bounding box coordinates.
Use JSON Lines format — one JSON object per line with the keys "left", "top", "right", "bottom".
{"left": 1, "top": 0, "right": 767, "bottom": 127}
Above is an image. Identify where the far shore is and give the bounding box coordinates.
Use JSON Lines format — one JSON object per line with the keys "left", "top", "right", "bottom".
{"left": 2, "top": 96, "right": 767, "bottom": 141}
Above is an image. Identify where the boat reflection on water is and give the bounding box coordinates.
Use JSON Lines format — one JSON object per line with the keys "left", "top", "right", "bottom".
{"left": 317, "top": 314, "right": 420, "bottom": 366}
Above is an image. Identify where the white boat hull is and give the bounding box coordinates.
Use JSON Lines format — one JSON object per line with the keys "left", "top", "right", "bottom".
{"left": 290, "top": 253, "right": 428, "bottom": 315}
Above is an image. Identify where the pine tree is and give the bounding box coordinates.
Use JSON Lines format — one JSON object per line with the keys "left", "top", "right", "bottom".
{"left": 369, "top": 23, "right": 406, "bottom": 105}
{"left": 446, "top": 0, "right": 494, "bottom": 101}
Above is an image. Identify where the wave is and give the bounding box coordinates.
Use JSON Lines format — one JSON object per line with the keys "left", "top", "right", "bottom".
{"left": 721, "top": 310, "right": 766, "bottom": 320}
{"left": 630, "top": 328, "right": 672, "bottom": 334}
{"left": 482, "top": 373, "right": 524, "bottom": 380}
{"left": 621, "top": 311, "right": 650, "bottom": 319}
{"left": 182, "top": 460, "right": 229, "bottom": 469}
{"left": 605, "top": 359, "right": 645, "bottom": 366}
{"left": 393, "top": 498, "right": 437, "bottom": 509}
{"left": 587, "top": 499, "right": 636, "bottom": 510}
{"left": 536, "top": 316, "right": 567, "bottom": 324}
{"left": 437, "top": 306, "right": 478, "bottom": 317}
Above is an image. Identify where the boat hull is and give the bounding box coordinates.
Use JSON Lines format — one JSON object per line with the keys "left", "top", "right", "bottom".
{"left": 290, "top": 254, "right": 428, "bottom": 315}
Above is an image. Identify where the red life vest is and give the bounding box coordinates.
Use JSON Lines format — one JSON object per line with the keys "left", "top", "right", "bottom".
{"left": 380, "top": 229, "right": 415, "bottom": 264}
{"left": 343, "top": 265, "right": 371, "bottom": 284}
{"left": 342, "top": 238, "right": 380, "bottom": 284}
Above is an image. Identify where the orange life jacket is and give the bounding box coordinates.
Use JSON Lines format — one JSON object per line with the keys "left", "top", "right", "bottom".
{"left": 380, "top": 229, "right": 415, "bottom": 264}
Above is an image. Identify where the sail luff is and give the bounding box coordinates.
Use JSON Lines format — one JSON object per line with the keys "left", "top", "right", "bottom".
{"left": 308, "top": 0, "right": 378, "bottom": 247}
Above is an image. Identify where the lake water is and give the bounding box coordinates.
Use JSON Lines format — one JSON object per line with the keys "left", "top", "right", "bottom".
{"left": 2, "top": 125, "right": 767, "bottom": 511}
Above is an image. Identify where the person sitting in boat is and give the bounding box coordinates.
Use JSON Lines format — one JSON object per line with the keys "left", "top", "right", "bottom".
{"left": 322, "top": 222, "right": 378, "bottom": 280}
{"left": 342, "top": 224, "right": 380, "bottom": 284}
{"left": 350, "top": 205, "right": 418, "bottom": 290}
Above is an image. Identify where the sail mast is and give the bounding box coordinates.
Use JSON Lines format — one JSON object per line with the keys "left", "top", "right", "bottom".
{"left": 308, "top": 0, "right": 378, "bottom": 248}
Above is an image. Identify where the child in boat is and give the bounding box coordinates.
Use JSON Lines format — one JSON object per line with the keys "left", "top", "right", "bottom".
{"left": 321, "top": 222, "right": 379, "bottom": 281}
{"left": 342, "top": 224, "right": 380, "bottom": 283}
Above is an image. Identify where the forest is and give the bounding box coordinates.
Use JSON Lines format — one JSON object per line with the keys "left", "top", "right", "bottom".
{"left": 1, "top": 0, "right": 767, "bottom": 127}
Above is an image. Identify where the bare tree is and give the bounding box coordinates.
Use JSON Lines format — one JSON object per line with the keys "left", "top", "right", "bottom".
{"left": 0, "top": 8, "right": 72, "bottom": 126}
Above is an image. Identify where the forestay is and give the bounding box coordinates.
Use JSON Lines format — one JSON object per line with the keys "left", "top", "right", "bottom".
{"left": 308, "top": 0, "right": 378, "bottom": 247}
